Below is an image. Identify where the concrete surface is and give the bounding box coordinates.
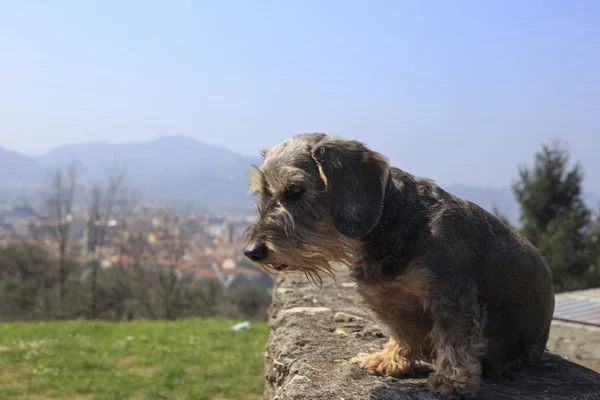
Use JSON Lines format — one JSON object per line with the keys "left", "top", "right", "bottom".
{"left": 556, "top": 288, "right": 600, "bottom": 301}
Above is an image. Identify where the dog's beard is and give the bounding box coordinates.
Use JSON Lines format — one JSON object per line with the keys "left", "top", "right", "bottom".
{"left": 259, "top": 225, "right": 362, "bottom": 288}
{"left": 259, "top": 253, "right": 340, "bottom": 288}
{"left": 244, "top": 214, "right": 362, "bottom": 287}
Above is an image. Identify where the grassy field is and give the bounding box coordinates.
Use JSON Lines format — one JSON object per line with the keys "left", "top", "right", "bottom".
{"left": 0, "top": 317, "right": 268, "bottom": 400}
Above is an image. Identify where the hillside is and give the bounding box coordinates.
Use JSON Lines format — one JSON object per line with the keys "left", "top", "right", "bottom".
{"left": 0, "top": 147, "right": 45, "bottom": 186}
{"left": 35, "top": 136, "right": 261, "bottom": 211}
{"left": 0, "top": 136, "right": 598, "bottom": 216}
{"left": 0, "top": 317, "right": 267, "bottom": 400}
{"left": 37, "top": 136, "right": 258, "bottom": 181}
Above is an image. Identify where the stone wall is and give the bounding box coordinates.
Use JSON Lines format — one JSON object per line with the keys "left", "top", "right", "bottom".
{"left": 548, "top": 288, "right": 600, "bottom": 373}
{"left": 264, "top": 265, "right": 600, "bottom": 399}
{"left": 548, "top": 320, "right": 600, "bottom": 373}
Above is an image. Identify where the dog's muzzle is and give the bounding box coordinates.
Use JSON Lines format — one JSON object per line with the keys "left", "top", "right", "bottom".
{"left": 244, "top": 241, "right": 291, "bottom": 271}
{"left": 244, "top": 241, "right": 269, "bottom": 262}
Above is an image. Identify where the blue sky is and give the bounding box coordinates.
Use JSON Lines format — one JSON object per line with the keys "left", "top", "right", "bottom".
{"left": 1, "top": 1, "right": 599, "bottom": 190}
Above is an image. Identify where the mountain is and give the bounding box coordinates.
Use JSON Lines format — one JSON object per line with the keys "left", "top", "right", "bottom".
{"left": 36, "top": 136, "right": 261, "bottom": 211}
{"left": 1, "top": 136, "right": 598, "bottom": 217}
{"left": 0, "top": 146, "right": 45, "bottom": 186}
{"left": 37, "top": 135, "right": 258, "bottom": 182}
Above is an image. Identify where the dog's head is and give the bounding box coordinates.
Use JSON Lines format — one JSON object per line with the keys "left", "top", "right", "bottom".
{"left": 243, "top": 133, "right": 389, "bottom": 284}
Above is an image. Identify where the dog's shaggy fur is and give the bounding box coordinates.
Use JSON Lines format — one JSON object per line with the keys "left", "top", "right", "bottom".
{"left": 243, "top": 133, "right": 555, "bottom": 399}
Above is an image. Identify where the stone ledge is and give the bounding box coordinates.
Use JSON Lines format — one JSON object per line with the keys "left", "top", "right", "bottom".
{"left": 264, "top": 266, "right": 600, "bottom": 399}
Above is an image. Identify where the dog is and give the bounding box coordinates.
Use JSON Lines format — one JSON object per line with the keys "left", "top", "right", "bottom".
{"left": 243, "top": 133, "right": 555, "bottom": 399}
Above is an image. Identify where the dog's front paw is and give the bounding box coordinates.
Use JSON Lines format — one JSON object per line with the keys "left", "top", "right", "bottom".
{"left": 427, "top": 367, "right": 480, "bottom": 400}
{"left": 350, "top": 351, "right": 412, "bottom": 378}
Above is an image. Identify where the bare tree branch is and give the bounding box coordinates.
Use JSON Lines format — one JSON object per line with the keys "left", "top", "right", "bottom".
{"left": 24, "top": 159, "right": 84, "bottom": 317}
{"left": 87, "top": 161, "right": 129, "bottom": 319}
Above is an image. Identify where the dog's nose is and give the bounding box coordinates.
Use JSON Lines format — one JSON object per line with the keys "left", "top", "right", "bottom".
{"left": 244, "top": 242, "right": 269, "bottom": 262}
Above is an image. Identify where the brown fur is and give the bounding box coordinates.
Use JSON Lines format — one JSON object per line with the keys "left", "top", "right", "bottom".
{"left": 350, "top": 265, "right": 433, "bottom": 378}
{"left": 358, "top": 265, "right": 433, "bottom": 361}
{"left": 243, "top": 133, "right": 555, "bottom": 399}
{"left": 350, "top": 337, "right": 414, "bottom": 377}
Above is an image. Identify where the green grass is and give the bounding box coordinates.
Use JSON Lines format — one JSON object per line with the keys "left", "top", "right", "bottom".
{"left": 0, "top": 317, "right": 268, "bottom": 400}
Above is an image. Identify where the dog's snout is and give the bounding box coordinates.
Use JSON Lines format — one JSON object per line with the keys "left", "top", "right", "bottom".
{"left": 244, "top": 241, "right": 269, "bottom": 262}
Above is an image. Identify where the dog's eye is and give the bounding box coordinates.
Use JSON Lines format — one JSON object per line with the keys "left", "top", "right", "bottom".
{"left": 283, "top": 184, "right": 304, "bottom": 200}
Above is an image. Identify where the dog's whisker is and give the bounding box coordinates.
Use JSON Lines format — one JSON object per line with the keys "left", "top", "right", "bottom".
{"left": 306, "top": 270, "right": 324, "bottom": 289}
{"left": 304, "top": 270, "right": 314, "bottom": 287}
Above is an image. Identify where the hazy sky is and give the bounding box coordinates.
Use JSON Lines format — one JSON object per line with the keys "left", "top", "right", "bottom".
{"left": 1, "top": 1, "right": 599, "bottom": 190}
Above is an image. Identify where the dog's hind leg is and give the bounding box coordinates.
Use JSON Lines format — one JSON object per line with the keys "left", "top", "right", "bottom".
{"left": 503, "top": 323, "right": 551, "bottom": 377}
{"left": 426, "top": 283, "right": 488, "bottom": 399}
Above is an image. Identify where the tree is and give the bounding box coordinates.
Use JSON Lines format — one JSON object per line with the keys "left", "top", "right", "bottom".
{"left": 584, "top": 206, "right": 600, "bottom": 288}
{"left": 511, "top": 139, "right": 592, "bottom": 292}
{"left": 491, "top": 203, "right": 514, "bottom": 230}
{"left": 0, "top": 242, "right": 82, "bottom": 321}
{"left": 152, "top": 214, "right": 191, "bottom": 320}
{"left": 28, "top": 159, "right": 83, "bottom": 316}
{"left": 225, "top": 282, "right": 272, "bottom": 320}
{"left": 114, "top": 218, "right": 160, "bottom": 319}
{"left": 86, "top": 162, "right": 128, "bottom": 319}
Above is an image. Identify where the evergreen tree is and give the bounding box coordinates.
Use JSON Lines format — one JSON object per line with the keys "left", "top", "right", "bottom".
{"left": 491, "top": 203, "right": 514, "bottom": 230}
{"left": 511, "top": 139, "right": 592, "bottom": 292}
{"left": 584, "top": 206, "right": 600, "bottom": 288}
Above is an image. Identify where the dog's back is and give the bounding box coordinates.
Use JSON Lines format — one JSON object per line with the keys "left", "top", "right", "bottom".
{"left": 416, "top": 178, "right": 555, "bottom": 376}
{"left": 462, "top": 199, "right": 555, "bottom": 376}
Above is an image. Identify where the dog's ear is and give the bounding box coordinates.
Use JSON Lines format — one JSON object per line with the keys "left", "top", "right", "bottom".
{"left": 311, "top": 137, "right": 389, "bottom": 239}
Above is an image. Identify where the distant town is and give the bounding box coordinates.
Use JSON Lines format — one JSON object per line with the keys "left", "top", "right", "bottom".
{"left": 0, "top": 200, "right": 271, "bottom": 290}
